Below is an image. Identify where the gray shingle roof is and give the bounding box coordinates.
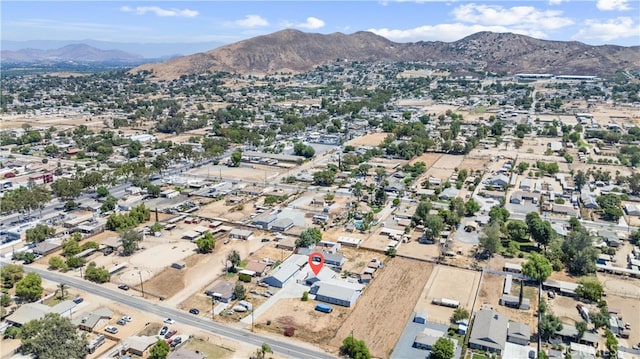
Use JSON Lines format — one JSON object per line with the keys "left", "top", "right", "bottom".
{"left": 469, "top": 309, "right": 508, "bottom": 352}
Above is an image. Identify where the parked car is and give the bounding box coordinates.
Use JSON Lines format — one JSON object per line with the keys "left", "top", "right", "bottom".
{"left": 170, "top": 337, "right": 182, "bottom": 347}
{"left": 105, "top": 326, "right": 118, "bottom": 334}
{"left": 159, "top": 326, "right": 168, "bottom": 336}
{"left": 261, "top": 238, "right": 270, "bottom": 242}
{"left": 164, "top": 329, "right": 177, "bottom": 339}
{"left": 189, "top": 308, "right": 200, "bottom": 315}
{"left": 116, "top": 318, "right": 126, "bottom": 326}
{"left": 121, "top": 316, "right": 132, "bottom": 322}
{"left": 72, "top": 297, "right": 84, "bottom": 304}
{"left": 118, "top": 284, "right": 129, "bottom": 291}
{"left": 163, "top": 318, "right": 175, "bottom": 324}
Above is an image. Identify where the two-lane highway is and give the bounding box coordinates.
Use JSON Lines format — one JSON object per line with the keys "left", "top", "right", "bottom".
{"left": 5, "top": 263, "right": 336, "bottom": 359}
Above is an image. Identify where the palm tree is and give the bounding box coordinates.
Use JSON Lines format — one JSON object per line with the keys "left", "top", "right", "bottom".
{"left": 58, "top": 283, "right": 68, "bottom": 300}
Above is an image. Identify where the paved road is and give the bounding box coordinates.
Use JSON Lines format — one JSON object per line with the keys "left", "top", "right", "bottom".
{"left": 4, "top": 263, "right": 335, "bottom": 359}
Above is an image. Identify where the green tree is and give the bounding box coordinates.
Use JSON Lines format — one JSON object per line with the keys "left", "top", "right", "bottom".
{"left": 3, "top": 326, "right": 20, "bottom": 339}
{"left": 196, "top": 232, "right": 216, "bottom": 253}
{"left": 451, "top": 307, "right": 470, "bottom": 322}
{"left": 423, "top": 214, "right": 444, "bottom": 243}
{"left": 522, "top": 253, "right": 553, "bottom": 282}
{"left": 84, "top": 263, "right": 111, "bottom": 283}
{"left": 227, "top": 250, "right": 241, "bottom": 272}
{"left": 464, "top": 199, "right": 480, "bottom": 216}
{"left": 120, "top": 229, "right": 142, "bottom": 256}
{"left": 526, "top": 212, "right": 555, "bottom": 249}
{"left": 313, "top": 170, "right": 336, "bottom": 186}
{"left": 597, "top": 194, "right": 623, "bottom": 221}
{"left": 301, "top": 291, "right": 309, "bottom": 301}
{"left": 576, "top": 321, "right": 588, "bottom": 339}
{"left": 1, "top": 292, "right": 12, "bottom": 307}
{"left": 341, "top": 336, "right": 372, "bottom": 359}
{"left": 230, "top": 150, "right": 242, "bottom": 167}
{"left": 96, "top": 185, "right": 109, "bottom": 198}
{"left": 576, "top": 277, "right": 604, "bottom": 302}
{"left": 539, "top": 312, "right": 563, "bottom": 340}
{"left": 62, "top": 237, "right": 82, "bottom": 257}
{"left": 48, "top": 256, "right": 67, "bottom": 271}
{"left": 100, "top": 195, "right": 117, "bottom": 212}
{"left": 296, "top": 227, "right": 323, "bottom": 248}
{"left": 25, "top": 224, "right": 55, "bottom": 243}
{"left": 605, "top": 329, "right": 618, "bottom": 357}
{"left": 20, "top": 313, "right": 88, "bottom": 359}
{"left": 479, "top": 221, "right": 501, "bottom": 256}
{"left": 507, "top": 220, "right": 530, "bottom": 242}
{"left": 561, "top": 228, "right": 598, "bottom": 276}
{"left": 234, "top": 282, "right": 246, "bottom": 301}
{"left": 15, "top": 272, "right": 43, "bottom": 302}
{"left": 1, "top": 264, "right": 24, "bottom": 288}
{"left": 431, "top": 337, "right": 455, "bottom": 359}
{"left": 488, "top": 206, "right": 510, "bottom": 224}
{"left": 255, "top": 343, "right": 273, "bottom": 359}
{"left": 149, "top": 339, "right": 170, "bottom": 359}
{"left": 589, "top": 310, "right": 610, "bottom": 329}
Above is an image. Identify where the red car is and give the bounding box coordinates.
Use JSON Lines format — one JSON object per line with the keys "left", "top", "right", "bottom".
{"left": 164, "top": 329, "right": 177, "bottom": 339}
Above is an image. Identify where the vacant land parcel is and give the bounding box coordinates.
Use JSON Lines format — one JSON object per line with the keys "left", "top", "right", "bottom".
{"left": 330, "top": 257, "right": 434, "bottom": 358}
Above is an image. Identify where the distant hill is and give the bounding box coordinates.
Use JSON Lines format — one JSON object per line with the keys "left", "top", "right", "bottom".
{"left": 1, "top": 44, "right": 143, "bottom": 63}
{"left": 132, "top": 29, "right": 640, "bottom": 79}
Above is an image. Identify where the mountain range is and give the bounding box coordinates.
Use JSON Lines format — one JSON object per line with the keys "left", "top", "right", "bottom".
{"left": 132, "top": 29, "right": 640, "bottom": 79}
{"left": 1, "top": 44, "right": 144, "bottom": 63}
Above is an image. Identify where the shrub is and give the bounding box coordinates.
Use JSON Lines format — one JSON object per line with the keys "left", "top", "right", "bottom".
{"left": 301, "top": 291, "right": 309, "bottom": 301}
{"left": 284, "top": 327, "right": 295, "bottom": 337}
{"left": 238, "top": 273, "right": 252, "bottom": 283}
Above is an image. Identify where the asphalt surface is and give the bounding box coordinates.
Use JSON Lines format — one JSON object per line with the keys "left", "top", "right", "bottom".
{"left": 1, "top": 262, "right": 336, "bottom": 359}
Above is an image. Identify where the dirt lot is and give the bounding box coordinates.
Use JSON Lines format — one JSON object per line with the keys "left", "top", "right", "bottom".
{"left": 475, "top": 273, "right": 538, "bottom": 331}
{"left": 418, "top": 265, "right": 482, "bottom": 324}
{"left": 396, "top": 240, "right": 440, "bottom": 261}
{"left": 330, "top": 257, "right": 434, "bottom": 358}
{"left": 408, "top": 153, "right": 442, "bottom": 168}
{"left": 420, "top": 154, "right": 464, "bottom": 181}
{"left": 255, "top": 297, "right": 350, "bottom": 348}
{"left": 346, "top": 133, "right": 390, "bottom": 147}
{"left": 198, "top": 197, "right": 260, "bottom": 222}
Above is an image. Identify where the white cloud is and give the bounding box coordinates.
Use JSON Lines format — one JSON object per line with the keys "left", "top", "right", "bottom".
{"left": 452, "top": 4, "right": 573, "bottom": 30}
{"left": 296, "top": 17, "right": 325, "bottom": 30}
{"left": 596, "top": 0, "right": 630, "bottom": 10}
{"left": 120, "top": 6, "right": 198, "bottom": 18}
{"left": 233, "top": 15, "right": 269, "bottom": 28}
{"left": 369, "top": 23, "right": 546, "bottom": 43}
{"left": 548, "top": 0, "right": 567, "bottom": 5}
{"left": 573, "top": 17, "right": 640, "bottom": 42}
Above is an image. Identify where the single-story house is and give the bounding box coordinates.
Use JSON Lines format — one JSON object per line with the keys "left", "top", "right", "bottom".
{"left": 543, "top": 279, "right": 579, "bottom": 297}
{"left": 271, "top": 218, "right": 294, "bottom": 232}
{"left": 32, "top": 240, "right": 62, "bottom": 256}
{"left": 205, "top": 281, "right": 235, "bottom": 303}
{"left": 276, "top": 237, "right": 297, "bottom": 251}
{"left": 413, "top": 328, "right": 452, "bottom": 351}
{"left": 303, "top": 266, "right": 338, "bottom": 285}
{"left": 181, "top": 230, "right": 201, "bottom": 241}
{"left": 7, "top": 300, "right": 76, "bottom": 326}
{"left": 507, "top": 321, "right": 531, "bottom": 345}
{"left": 125, "top": 336, "right": 157, "bottom": 356}
{"left": 310, "top": 280, "right": 363, "bottom": 307}
{"left": 469, "top": 309, "right": 508, "bottom": 355}
{"left": 262, "top": 254, "right": 307, "bottom": 288}
{"left": 73, "top": 307, "right": 113, "bottom": 332}
{"left": 486, "top": 174, "right": 510, "bottom": 187}
{"left": 510, "top": 190, "right": 539, "bottom": 204}
{"left": 337, "top": 236, "right": 362, "bottom": 248}
{"left": 297, "top": 248, "right": 346, "bottom": 269}
{"left": 439, "top": 187, "right": 460, "bottom": 200}
{"left": 230, "top": 229, "right": 253, "bottom": 240}
{"left": 252, "top": 213, "right": 277, "bottom": 229}
{"left": 245, "top": 261, "right": 270, "bottom": 276}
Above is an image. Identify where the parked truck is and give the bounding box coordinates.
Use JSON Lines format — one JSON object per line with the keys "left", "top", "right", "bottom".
{"left": 315, "top": 304, "right": 333, "bottom": 313}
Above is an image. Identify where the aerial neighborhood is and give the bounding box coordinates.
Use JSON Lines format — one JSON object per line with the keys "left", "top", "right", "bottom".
{"left": 1, "top": 28, "right": 640, "bottom": 359}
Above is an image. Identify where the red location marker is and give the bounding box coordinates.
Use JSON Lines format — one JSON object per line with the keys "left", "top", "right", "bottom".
{"left": 308, "top": 252, "right": 325, "bottom": 275}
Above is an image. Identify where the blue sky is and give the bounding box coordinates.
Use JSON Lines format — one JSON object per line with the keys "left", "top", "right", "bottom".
{"left": 2, "top": 1, "right": 639, "bottom": 47}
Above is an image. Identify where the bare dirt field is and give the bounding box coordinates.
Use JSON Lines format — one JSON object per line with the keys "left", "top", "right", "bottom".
{"left": 347, "top": 133, "right": 390, "bottom": 147}
{"left": 396, "top": 241, "right": 440, "bottom": 261}
{"left": 418, "top": 265, "right": 481, "bottom": 324}
{"left": 475, "top": 273, "right": 538, "bottom": 330}
{"left": 421, "top": 154, "right": 464, "bottom": 180}
{"left": 408, "top": 153, "right": 442, "bottom": 168}
{"left": 255, "top": 297, "right": 350, "bottom": 348}
{"left": 198, "top": 197, "right": 259, "bottom": 222}
{"left": 459, "top": 156, "right": 491, "bottom": 172}
{"left": 330, "top": 257, "right": 434, "bottom": 358}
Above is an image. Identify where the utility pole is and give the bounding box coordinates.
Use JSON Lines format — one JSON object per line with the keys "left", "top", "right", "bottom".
{"left": 139, "top": 271, "right": 145, "bottom": 298}
{"left": 251, "top": 305, "right": 255, "bottom": 332}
